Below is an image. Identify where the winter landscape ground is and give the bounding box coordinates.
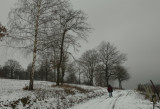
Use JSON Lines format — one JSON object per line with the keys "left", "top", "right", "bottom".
{"left": 0, "top": 79, "right": 159, "bottom": 109}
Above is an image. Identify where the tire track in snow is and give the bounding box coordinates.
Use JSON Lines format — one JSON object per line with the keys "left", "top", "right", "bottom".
{"left": 111, "top": 90, "right": 132, "bottom": 109}
{"left": 70, "top": 90, "right": 154, "bottom": 109}
{"left": 111, "top": 93, "right": 123, "bottom": 109}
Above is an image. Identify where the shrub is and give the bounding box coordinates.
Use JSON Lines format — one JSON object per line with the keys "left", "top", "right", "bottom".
{"left": 23, "top": 85, "right": 29, "bottom": 90}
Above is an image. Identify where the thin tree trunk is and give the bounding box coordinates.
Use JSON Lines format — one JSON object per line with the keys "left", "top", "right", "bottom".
{"left": 119, "top": 79, "right": 122, "bottom": 89}
{"left": 79, "top": 73, "right": 81, "bottom": 84}
{"left": 29, "top": 1, "right": 41, "bottom": 90}
{"left": 45, "top": 60, "right": 48, "bottom": 81}
{"left": 54, "top": 60, "right": 57, "bottom": 82}
{"left": 105, "top": 64, "right": 109, "bottom": 87}
{"left": 91, "top": 73, "right": 93, "bottom": 86}
{"left": 106, "top": 78, "right": 109, "bottom": 87}
{"left": 61, "top": 67, "right": 65, "bottom": 85}
{"left": 53, "top": 49, "right": 57, "bottom": 82}
{"left": 10, "top": 70, "right": 13, "bottom": 79}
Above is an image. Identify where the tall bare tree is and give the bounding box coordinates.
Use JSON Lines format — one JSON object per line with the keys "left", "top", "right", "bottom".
{"left": 114, "top": 65, "right": 130, "bottom": 89}
{"left": 55, "top": 4, "right": 90, "bottom": 85}
{"left": 98, "top": 41, "right": 127, "bottom": 86}
{"left": 79, "top": 49, "right": 99, "bottom": 86}
{"left": 8, "top": 0, "right": 62, "bottom": 90}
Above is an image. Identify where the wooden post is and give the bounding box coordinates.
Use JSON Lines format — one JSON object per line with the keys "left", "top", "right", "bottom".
{"left": 150, "top": 80, "right": 160, "bottom": 101}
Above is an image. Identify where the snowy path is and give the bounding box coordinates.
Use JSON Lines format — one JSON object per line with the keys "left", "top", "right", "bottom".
{"left": 70, "top": 90, "right": 156, "bottom": 109}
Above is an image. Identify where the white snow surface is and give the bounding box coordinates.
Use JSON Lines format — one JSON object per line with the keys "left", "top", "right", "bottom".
{"left": 0, "top": 79, "right": 159, "bottom": 109}
{"left": 70, "top": 90, "right": 160, "bottom": 109}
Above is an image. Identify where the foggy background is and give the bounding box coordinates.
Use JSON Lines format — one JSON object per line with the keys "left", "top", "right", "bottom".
{"left": 0, "top": 0, "right": 160, "bottom": 89}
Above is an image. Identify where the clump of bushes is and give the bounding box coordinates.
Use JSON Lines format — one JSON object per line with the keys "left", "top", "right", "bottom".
{"left": 10, "top": 96, "right": 31, "bottom": 109}
{"left": 52, "top": 84, "right": 88, "bottom": 95}
{"left": 137, "top": 83, "right": 160, "bottom": 102}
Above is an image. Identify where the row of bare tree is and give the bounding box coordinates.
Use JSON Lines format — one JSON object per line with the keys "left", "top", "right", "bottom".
{"left": 0, "top": 42, "right": 129, "bottom": 89}
{"left": 0, "top": 59, "right": 68, "bottom": 81}
{"left": 0, "top": 0, "right": 129, "bottom": 90}
{"left": 0, "top": 60, "right": 24, "bottom": 79}
{"left": 4, "top": 0, "right": 90, "bottom": 90}
{"left": 70, "top": 41, "right": 130, "bottom": 89}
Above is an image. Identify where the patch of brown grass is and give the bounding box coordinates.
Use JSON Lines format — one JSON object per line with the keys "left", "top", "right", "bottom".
{"left": 51, "top": 84, "right": 88, "bottom": 95}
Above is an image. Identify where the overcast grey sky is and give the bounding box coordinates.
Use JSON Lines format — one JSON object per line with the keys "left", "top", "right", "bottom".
{"left": 0, "top": 0, "right": 160, "bottom": 89}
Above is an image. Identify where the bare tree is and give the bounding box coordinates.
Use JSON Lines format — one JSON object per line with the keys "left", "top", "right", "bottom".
{"left": 76, "top": 61, "right": 84, "bottom": 84}
{"left": 37, "top": 51, "right": 51, "bottom": 81}
{"left": 66, "top": 62, "right": 78, "bottom": 84}
{"left": 114, "top": 65, "right": 130, "bottom": 89}
{"left": 55, "top": 4, "right": 90, "bottom": 86}
{"left": 50, "top": 47, "right": 59, "bottom": 82}
{"left": 4, "top": 59, "right": 22, "bottom": 79}
{"left": 98, "top": 41, "right": 127, "bottom": 86}
{"left": 26, "top": 63, "right": 32, "bottom": 80}
{"left": 8, "top": 0, "right": 62, "bottom": 90}
{"left": 79, "top": 49, "right": 99, "bottom": 86}
{"left": 94, "top": 64, "right": 106, "bottom": 86}
{"left": 60, "top": 50, "right": 69, "bottom": 85}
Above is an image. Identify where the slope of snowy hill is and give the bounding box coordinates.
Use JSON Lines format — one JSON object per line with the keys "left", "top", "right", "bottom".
{"left": 0, "top": 79, "right": 106, "bottom": 109}
{"left": 0, "top": 79, "right": 159, "bottom": 109}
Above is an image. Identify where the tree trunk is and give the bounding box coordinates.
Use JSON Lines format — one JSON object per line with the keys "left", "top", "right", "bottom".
{"left": 105, "top": 64, "right": 109, "bottom": 86}
{"left": 10, "top": 70, "right": 13, "bottom": 79}
{"left": 106, "top": 78, "right": 109, "bottom": 87}
{"left": 119, "top": 79, "right": 122, "bottom": 89}
{"left": 79, "top": 73, "right": 81, "bottom": 84}
{"left": 53, "top": 60, "right": 57, "bottom": 82}
{"left": 53, "top": 49, "right": 57, "bottom": 82}
{"left": 29, "top": 49, "right": 37, "bottom": 90}
{"left": 61, "top": 67, "right": 65, "bottom": 85}
{"left": 105, "top": 73, "right": 109, "bottom": 87}
{"left": 91, "top": 78, "right": 93, "bottom": 86}
{"left": 57, "top": 31, "right": 66, "bottom": 86}
{"left": 61, "top": 54, "right": 66, "bottom": 85}
{"left": 29, "top": 1, "right": 41, "bottom": 90}
{"left": 45, "top": 60, "right": 48, "bottom": 81}
{"left": 56, "top": 66, "right": 60, "bottom": 85}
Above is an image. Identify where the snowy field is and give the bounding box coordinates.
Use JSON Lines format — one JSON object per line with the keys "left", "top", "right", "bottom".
{"left": 0, "top": 79, "right": 106, "bottom": 109}
{"left": 0, "top": 79, "right": 159, "bottom": 109}
{"left": 70, "top": 90, "right": 160, "bottom": 109}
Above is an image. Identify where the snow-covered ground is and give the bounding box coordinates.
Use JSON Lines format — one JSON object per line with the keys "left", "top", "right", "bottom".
{"left": 0, "top": 79, "right": 106, "bottom": 109}
{"left": 0, "top": 79, "right": 159, "bottom": 109}
{"left": 70, "top": 90, "right": 160, "bottom": 109}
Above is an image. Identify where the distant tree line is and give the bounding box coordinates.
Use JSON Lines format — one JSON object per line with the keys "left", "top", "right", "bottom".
{"left": 69, "top": 41, "right": 130, "bottom": 89}
{"left": 0, "top": 41, "right": 130, "bottom": 89}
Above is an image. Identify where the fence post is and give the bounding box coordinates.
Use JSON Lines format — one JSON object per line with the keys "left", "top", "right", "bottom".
{"left": 150, "top": 80, "right": 160, "bottom": 101}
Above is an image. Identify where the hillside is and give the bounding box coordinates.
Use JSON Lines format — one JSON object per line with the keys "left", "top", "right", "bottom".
{"left": 0, "top": 79, "right": 106, "bottom": 109}
{"left": 0, "top": 79, "right": 159, "bottom": 109}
